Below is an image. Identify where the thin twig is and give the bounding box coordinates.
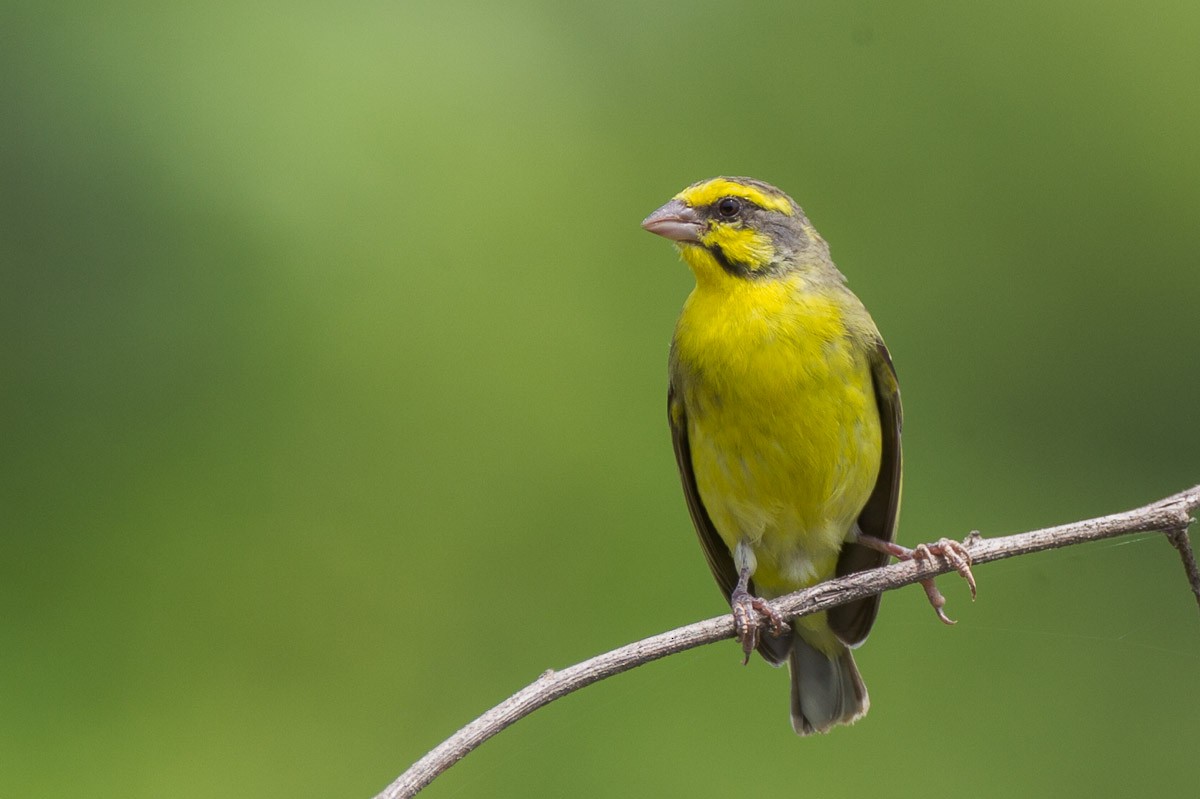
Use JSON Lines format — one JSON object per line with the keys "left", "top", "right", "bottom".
{"left": 1166, "top": 529, "right": 1200, "bottom": 611}
{"left": 374, "top": 484, "right": 1200, "bottom": 799}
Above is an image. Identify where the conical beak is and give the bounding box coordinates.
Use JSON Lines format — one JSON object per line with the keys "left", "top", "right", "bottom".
{"left": 641, "top": 199, "right": 703, "bottom": 243}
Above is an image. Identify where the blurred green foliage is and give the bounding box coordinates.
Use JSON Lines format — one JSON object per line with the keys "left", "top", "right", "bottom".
{"left": 3, "top": 2, "right": 1199, "bottom": 797}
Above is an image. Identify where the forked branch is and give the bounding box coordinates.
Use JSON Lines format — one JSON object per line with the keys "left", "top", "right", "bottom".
{"left": 374, "top": 484, "right": 1200, "bottom": 799}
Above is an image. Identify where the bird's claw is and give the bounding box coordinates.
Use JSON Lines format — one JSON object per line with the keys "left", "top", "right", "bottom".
{"left": 730, "top": 588, "right": 787, "bottom": 664}
{"left": 910, "top": 537, "right": 976, "bottom": 624}
{"left": 856, "top": 533, "right": 978, "bottom": 625}
{"left": 913, "top": 538, "right": 976, "bottom": 598}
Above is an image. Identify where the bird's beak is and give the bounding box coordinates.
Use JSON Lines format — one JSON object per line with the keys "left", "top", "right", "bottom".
{"left": 641, "top": 199, "right": 703, "bottom": 243}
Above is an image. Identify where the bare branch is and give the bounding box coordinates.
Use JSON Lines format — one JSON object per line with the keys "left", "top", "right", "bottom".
{"left": 374, "top": 484, "right": 1200, "bottom": 799}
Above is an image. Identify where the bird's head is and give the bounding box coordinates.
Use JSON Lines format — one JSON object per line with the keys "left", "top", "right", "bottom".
{"left": 641, "top": 176, "right": 831, "bottom": 283}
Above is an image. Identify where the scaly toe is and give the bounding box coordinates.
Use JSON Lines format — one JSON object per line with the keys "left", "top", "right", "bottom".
{"left": 731, "top": 597, "right": 759, "bottom": 663}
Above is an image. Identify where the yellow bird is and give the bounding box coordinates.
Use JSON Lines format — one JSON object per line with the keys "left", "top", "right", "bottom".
{"left": 642, "top": 176, "right": 910, "bottom": 734}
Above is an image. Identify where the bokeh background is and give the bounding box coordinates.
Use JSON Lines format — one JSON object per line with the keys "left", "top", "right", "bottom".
{"left": 4, "top": 2, "right": 1199, "bottom": 797}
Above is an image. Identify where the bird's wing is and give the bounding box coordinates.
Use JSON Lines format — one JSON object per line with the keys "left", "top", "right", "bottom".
{"left": 668, "top": 382, "right": 792, "bottom": 664}
{"left": 828, "top": 339, "right": 903, "bottom": 647}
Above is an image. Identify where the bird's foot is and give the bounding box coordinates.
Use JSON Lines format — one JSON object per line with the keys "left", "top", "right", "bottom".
{"left": 730, "top": 586, "right": 788, "bottom": 665}
{"left": 858, "top": 534, "right": 977, "bottom": 625}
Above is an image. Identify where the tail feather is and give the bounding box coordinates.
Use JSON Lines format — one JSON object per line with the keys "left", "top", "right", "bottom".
{"left": 788, "top": 636, "right": 869, "bottom": 735}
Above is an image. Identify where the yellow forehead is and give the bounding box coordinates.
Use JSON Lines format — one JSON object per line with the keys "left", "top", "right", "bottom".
{"left": 675, "top": 178, "right": 794, "bottom": 216}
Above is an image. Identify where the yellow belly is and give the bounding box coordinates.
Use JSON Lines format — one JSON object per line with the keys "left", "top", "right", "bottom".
{"left": 674, "top": 277, "right": 882, "bottom": 597}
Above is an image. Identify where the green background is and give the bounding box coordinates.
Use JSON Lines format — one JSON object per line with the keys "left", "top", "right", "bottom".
{"left": 4, "top": 2, "right": 1199, "bottom": 797}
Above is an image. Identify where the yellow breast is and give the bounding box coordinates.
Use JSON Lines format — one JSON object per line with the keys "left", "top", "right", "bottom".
{"left": 672, "top": 267, "right": 882, "bottom": 596}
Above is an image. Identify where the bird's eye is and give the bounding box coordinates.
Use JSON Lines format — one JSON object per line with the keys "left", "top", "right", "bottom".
{"left": 716, "top": 197, "right": 741, "bottom": 218}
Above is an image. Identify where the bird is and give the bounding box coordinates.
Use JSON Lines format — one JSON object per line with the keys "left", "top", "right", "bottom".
{"left": 642, "top": 176, "right": 972, "bottom": 735}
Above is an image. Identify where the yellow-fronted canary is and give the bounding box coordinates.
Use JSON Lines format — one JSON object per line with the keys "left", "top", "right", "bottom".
{"left": 642, "top": 176, "right": 915, "bottom": 734}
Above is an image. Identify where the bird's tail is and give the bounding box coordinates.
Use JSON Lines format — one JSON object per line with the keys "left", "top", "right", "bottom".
{"left": 788, "top": 633, "right": 869, "bottom": 735}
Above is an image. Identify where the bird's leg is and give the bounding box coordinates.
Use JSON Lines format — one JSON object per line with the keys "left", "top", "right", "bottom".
{"left": 856, "top": 533, "right": 977, "bottom": 625}
{"left": 729, "top": 540, "right": 788, "bottom": 664}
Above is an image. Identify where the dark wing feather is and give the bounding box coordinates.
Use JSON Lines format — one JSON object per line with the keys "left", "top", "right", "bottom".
{"left": 828, "top": 339, "right": 903, "bottom": 647}
{"left": 668, "top": 382, "right": 792, "bottom": 665}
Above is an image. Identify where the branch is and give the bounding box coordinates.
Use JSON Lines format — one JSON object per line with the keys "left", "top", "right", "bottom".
{"left": 374, "top": 484, "right": 1200, "bottom": 799}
